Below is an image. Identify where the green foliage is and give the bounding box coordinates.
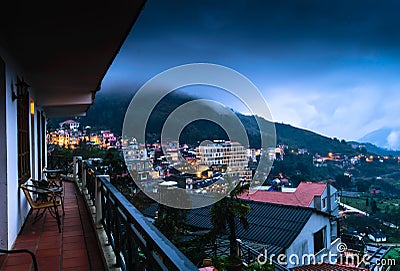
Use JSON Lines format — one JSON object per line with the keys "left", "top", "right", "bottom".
{"left": 154, "top": 204, "right": 187, "bottom": 242}
{"left": 385, "top": 248, "right": 400, "bottom": 271}
{"left": 355, "top": 179, "right": 371, "bottom": 192}
{"left": 371, "top": 199, "right": 378, "bottom": 213}
{"left": 211, "top": 255, "right": 242, "bottom": 271}
{"left": 101, "top": 148, "right": 127, "bottom": 175}
{"left": 274, "top": 122, "right": 357, "bottom": 156}
{"left": 268, "top": 151, "right": 344, "bottom": 184}
{"left": 243, "top": 262, "right": 274, "bottom": 271}
{"left": 334, "top": 174, "right": 352, "bottom": 189}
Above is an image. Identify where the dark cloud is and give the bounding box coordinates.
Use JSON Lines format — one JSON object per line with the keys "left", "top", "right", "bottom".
{"left": 130, "top": 0, "right": 400, "bottom": 51}
{"left": 102, "top": 0, "right": 400, "bottom": 140}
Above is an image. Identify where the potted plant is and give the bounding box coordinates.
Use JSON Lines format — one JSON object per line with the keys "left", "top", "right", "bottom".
{"left": 225, "top": 255, "right": 243, "bottom": 271}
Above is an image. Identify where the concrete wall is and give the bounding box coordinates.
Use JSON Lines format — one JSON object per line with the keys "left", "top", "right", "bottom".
{"left": 285, "top": 213, "right": 332, "bottom": 268}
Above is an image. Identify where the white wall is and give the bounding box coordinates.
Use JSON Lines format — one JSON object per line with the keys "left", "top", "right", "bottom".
{"left": 0, "top": 55, "right": 7, "bottom": 249}
{"left": 5, "top": 59, "right": 31, "bottom": 249}
{"left": 284, "top": 213, "right": 332, "bottom": 268}
{"left": 0, "top": 48, "right": 45, "bottom": 249}
{"left": 309, "top": 185, "right": 339, "bottom": 216}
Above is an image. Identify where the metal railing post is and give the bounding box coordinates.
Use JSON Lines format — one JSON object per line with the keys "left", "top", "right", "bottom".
{"left": 95, "top": 175, "right": 109, "bottom": 228}
{"left": 82, "top": 162, "right": 86, "bottom": 189}
{"left": 73, "top": 156, "right": 82, "bottom": 182}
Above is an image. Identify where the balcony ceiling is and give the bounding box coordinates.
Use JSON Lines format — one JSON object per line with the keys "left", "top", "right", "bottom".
{"left": 0, "top": 1, "right": 146, "bottom": 118}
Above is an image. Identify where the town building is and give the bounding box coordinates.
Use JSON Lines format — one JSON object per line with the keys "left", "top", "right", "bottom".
{"left": 240, "top": 182, "right": 340, "bottom": 242}
{"left": 144, "top": 200, "right": 341, "bottom": 269}
{"left": 241, "top": 182, "right": 339, "bottom": 215}
{"left": 59, "top": 119, "right": 80, "bottom": 131}
{"left": 100, "top": 130, "right": 117, "bottom": 148}
{"left": 123, "top": 138, "right": 154, "bottom": 181}
{"left": 196, "top": 140, "right": 252, "bottom": 181}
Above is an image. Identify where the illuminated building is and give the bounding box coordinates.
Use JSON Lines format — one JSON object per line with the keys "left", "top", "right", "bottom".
{"left": 196, "top": 140, "right": 251, "bottom": 181}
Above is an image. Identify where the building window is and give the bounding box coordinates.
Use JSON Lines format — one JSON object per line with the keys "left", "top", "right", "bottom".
{"left": 313, "top": 227, "right": 326, "bottom": 254}
{"left": 17, "top": 86, "right": 30, "bottom": 183}
{"left": 322, "top": 197, "right": 327, "bottom": 209}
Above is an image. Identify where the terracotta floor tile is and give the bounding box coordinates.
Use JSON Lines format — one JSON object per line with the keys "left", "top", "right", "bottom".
{"left": 62, "top": 236, "right": 85, "bottom": 245}
{"left": 62, "top": 249, "right": 87, "bottom": 260}
{"left": 1, "top": 263, "right": 32, "bottom": 271}
{"left": 36, "top": 248, "right": 61, "bottom": 257}
{"left": 12, "top": 240, "right": 38, "bottom": 250}
{"left": 62, "top": 243, "right": 86, "bottom": 251}
{"left": 40, "top": 230, "right": 62, "bottom": 238}
{"left": 63, "top": 266, "right": 90, "bottom": 271}
{"left": 3, "top": 254, "right": 34, "bottom": 266}
{"left": 1, "top": 182, "right": 106, "bottom": 271}
{"left": 62, "top": 257, "right": 89, "bottom": 269}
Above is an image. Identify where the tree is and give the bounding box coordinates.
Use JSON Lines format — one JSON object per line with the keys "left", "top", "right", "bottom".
{"left": 371, "top": 199, "right": 378, "bottom": 213}
{"left": 334, "top": 174, "right": 352, "bottom": 189}
{"left": 356, "top": 180, "right": 370, "bottom": 192}
{"left": 101, "top": 148, "right": 126, "bottom": 176}
{"left": 154, "top": 204, "right": 186, "bottom": 242}
{"left": 210, "top": 180, "right": 251, "bottom": 261}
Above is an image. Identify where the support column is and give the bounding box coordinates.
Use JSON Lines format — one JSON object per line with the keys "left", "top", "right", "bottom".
{"left": 0, "top": 57, "right": 7, "bottom": 249}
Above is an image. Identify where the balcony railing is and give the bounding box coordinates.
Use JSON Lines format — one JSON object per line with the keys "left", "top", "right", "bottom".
{"left": 237, "top": 240, "right": 289, "bottom": 271}
{"left": 71, "top": 156, "right": 198, "bottom": 271}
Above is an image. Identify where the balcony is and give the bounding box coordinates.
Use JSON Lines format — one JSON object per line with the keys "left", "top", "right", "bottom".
{"left": 0, "top": 180, "right": 104, "bottom": 271}
{"left": 0, "top": 157, "right": 198, "bottom": 271}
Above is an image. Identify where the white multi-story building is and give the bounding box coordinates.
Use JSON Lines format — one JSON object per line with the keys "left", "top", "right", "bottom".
{"left": 123, "top": 138, "right": 153, "bottom": 181}
{"left": 59, "top": 119, "right": 80, "bottom": 131}
{"left": 196, "top": 140, "right": 251, "bottom": 181}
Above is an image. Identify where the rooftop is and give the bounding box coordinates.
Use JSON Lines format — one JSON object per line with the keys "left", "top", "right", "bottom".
{"left": 239, "top": 182, "right": 328, "bottom": 207}
{"left": 144, "top": 200, "right": 319, "bottom": 255}
{"left": 0, "top": 181, "right": 105, "bottom": 271}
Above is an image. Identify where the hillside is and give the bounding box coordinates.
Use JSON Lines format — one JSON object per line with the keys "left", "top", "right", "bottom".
{"left": 348, "top": 141, "right": 400, "bottom": 157}
{"left": 49, "top": 91, "right": 359, "bottom": 156}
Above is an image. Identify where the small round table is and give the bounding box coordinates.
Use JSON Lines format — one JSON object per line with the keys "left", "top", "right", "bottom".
{"left": 43, "top": 169, "right": 63, "bottom": 187}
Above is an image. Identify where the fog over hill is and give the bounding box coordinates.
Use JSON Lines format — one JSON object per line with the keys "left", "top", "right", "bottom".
{"left": 49, "top": 91, "right": 397, "bottom": 157}
{"left": 359, "top": 127, "right": 400, "bottom": 151}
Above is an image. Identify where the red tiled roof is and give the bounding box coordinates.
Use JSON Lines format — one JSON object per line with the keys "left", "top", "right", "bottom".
{"left": 295, "top": 182, "right": 326, "bottom": 206}
{"left": 290, "top": 263, "right": 368, "bottom": 271}
{"left": 240, "top": 190, "right": 301, "bottom": 206}
{"left": 239, "top": 182, "right": 327, "bottom": 207}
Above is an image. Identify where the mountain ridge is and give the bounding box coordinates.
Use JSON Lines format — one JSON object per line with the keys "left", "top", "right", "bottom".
{"left": 48, "top": 91, "right": 394, "bottom": 157}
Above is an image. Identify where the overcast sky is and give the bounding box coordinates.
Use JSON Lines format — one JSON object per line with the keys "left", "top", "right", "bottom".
{"left": 101, "top": 0, "right": 400, "bottom": 143}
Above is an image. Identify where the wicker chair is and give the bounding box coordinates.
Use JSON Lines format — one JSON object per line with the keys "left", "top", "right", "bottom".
{"left": 30, "top": 179, "right": 65, "bottom": 215}
{"left": 20, "top": 184, "right": 62, "bottom": 233}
